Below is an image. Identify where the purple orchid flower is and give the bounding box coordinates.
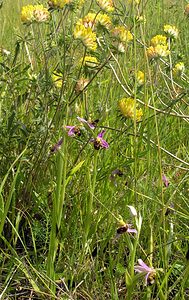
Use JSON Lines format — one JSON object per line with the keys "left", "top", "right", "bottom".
{"left": 162, "top": 174, "right": 169, "bottom": 187}
{"left": 50, "top": 137, "right": 63, "bottom": 153}
{"left": 134, "top": 259, "right": 156, "bottom": 285}
{"left": 77, "top": 116, "right": 95, "bottom": 129}
{"left": 117, "top": 223, "right": 137, "bottom": 235}
{"left": 91, "top": 130, "right": 109, "bottom": 150}
{"left": 65, "top": 126, "right": 81, "bottom": 137}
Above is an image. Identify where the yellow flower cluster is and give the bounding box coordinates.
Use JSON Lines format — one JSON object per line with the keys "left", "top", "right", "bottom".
{"left": 118, "top": 98, "right": 143, "bottom": 122}
{"left": 48, "top": 0, "right": 66, "bottom": 8}
{"left": 96, "top": 0, "right": 114, "bottom": 12}
{"left": 74, "top": 24, "right": 97, "bottom": 51}
{"left": 164, "top": 25, "right": 178, "bottom": 39}
{"left": 52, "top": 72, "right": 63, "bottom": 88}
{"left": 77, "top": 13, "right": 97, "bottom": 29}
{"left": 21, "top": 5, "right": 50, "bottom": 24}
{"left": 136, "top": 71, "right": 144, "bottom": 86}
{"left": 97, "top": 13, "right": 112, "bottom": 30}
{"left": 111, "top": 26, "right": 133, "bottom": 43}
{"left": 74, "top": 10, "right": 113, "bottom": 51}
{"left": 77, "top": 12, "right": 112, "bottom": 30}
{"left": 173, "top": 62, "right": 185, "bottom": 77}
{"left": 147, "top": 34, "right": 170, "bottom": 59}
{"left": 80, "top": 56, "right": 98, "bottom": 68}
{"left": 48, "top": 0, "right": 84, "bottom": 9}
{"left": 150, "top": 35, "right": 167, "bottom": 46}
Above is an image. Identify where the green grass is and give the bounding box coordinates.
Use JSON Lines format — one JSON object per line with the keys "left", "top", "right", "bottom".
{"left": 0, "top": 0, "right": 189, "bottom": 299}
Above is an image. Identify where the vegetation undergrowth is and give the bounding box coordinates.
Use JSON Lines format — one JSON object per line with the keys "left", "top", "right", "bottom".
{"left": 0, "top": 0, "right": 189, "bottom": 299}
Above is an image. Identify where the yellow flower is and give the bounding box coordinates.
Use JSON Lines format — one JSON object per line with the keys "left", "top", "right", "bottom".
{"left": 74, "top": 24, "right": 97, "bottom": 51}
{"left": 150, "top": 35, "right": 167, "bottom": 47}
{"left": 21, "top": 5, "right": 35, "bottom": 23}
{"left": 48, "top": 0, "right": 85, "bottom": 9}
{"left": 146, "top": 46, "right": 157, "bottom": 59}
{"left": 48, "top": 0, "right": 83, "bottom": 9}
{"left": 96, "top": 0, "right": 114, "bottom": 12}
{"left": 48, "top": 0, "right": 66, "bottom": 8}
{"left": 96, "top": 13, "right": 112, "bottom": 30}
{"left": 111, "top": 26, "right": 133, "bottom": 42}
{"left": 52, "top": 72, "right": 63, "bottom": 88}
{"left": 118, "top": 98, "right": 143, "bottom": 122}
{"left": 77, "top": 13, "right": 97, "bottom": 29}
{"left": 136, "top": 71, "right": 144, "bottom": 86}
{"left": 77, "top": 12, "right": 112, "bottom": 31}
{"left": 21, "top": 5, "right": 50, "bottom": 24}
{"left": 80, "top": 56, "right": 98, "bottom": 68}
{"left": 173, "top": 62, "right": 185, "bottom": 77}
{"left": 147, "top": 45, "right": 170, "bottom": 59}
{"left": 164, "top": 25, "right": 179, "bottom": 39}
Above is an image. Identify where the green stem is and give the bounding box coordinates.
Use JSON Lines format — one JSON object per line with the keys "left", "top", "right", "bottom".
{"left": 84, "top": 151, "right": 98, "bottom": 245}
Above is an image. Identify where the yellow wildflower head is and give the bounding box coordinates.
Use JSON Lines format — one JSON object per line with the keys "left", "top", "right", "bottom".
{"left": 21, "top": 5, "right": 50, "bottom": 24}
{"left": 111, "top": 26, "right": 133, "bottom": 43}
{"left": 173, "top": 62, "right": 185, "bottom": 77}
{"left": 52, "top": 72, "right": 63, "bottom": 88}
{"left": 150, "top": 35, "right": 167, "bottom": 46}
{"left": 147, "top": 45, "right": 170, "bottom": 59}
{"left": 80, "top": 56, "right": 98, "bottom": 68}
{"left": 48, "top": 0, "right": 84, "bottom": 9}
{"left": 48, "top": 0, "right": 67, "bottom": 9}
{"left": 77, "top": 13, "right": 111, "bottom": 31}
{"left": 74, "top": 24, "right": 97, "bottom": 51}
{"left": 77, "top": 13, "right": 97, "bottom": 29}
{"left": 118, "top": 98, "right": 143, "bottom": 122}
{"left": 136, "top": 71, "right": 145, "bottom": 86}
{"left": 164, "top": 25, "right": 179, "bottom": 39}
{"left": 96, "top": 0, "right": 114, "bottom": 13}
{"left": 96, "top": 13, "right": 112, "bottom": 30}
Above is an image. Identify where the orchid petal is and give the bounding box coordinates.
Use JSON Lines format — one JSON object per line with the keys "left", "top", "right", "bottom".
{"left": 137, "top": 259, "right": 154, "bottom": 272}
{"left": 77, "top": 116, "right": 95, "bottom": 129}
{"left": 65, "top": 126, "right": 76, "bottom": 136}
{"left": 101, "top": 139, "right": 109, "bottom": 148}
{"left": 127, "top": 228, "right": 137, "bottom": 234}
{"left": 97, "top": 130, "right": 106, "bottom": 138}
{"left": 162, "top": 174, "right": 169, "bottom": 187}
{"left": 145, "top": 272, "right": 151, "bottom": 285}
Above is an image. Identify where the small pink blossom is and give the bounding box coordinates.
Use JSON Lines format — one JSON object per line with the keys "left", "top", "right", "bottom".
{"left": 162, "top": 174, "right": 169, "bottom": 187}
{"left": 65, "top": 126, "right": 81, "bottom": 136}
{"left": 91, "top": 130, "right": 109, "bottom": 150}
{"left": 134, "top": 259, "right": 156, "bottom": 285}
{"left": 77, "top": 116, "right": 96, "bottom": 129}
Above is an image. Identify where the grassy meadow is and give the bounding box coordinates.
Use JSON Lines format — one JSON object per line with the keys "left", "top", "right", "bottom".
{"left": 0, "top": 0, "right": 189, "bottom": 299}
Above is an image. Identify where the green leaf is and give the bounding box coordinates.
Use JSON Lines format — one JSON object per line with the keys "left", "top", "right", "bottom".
{"left": 125, "top": 268, "right": 132, "bottom": 287}
{"left": 66, "top": 160, "right": 85, "bottom": 186}
{"left": 116, "top": 263, "right": 125, "bottom": 275}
